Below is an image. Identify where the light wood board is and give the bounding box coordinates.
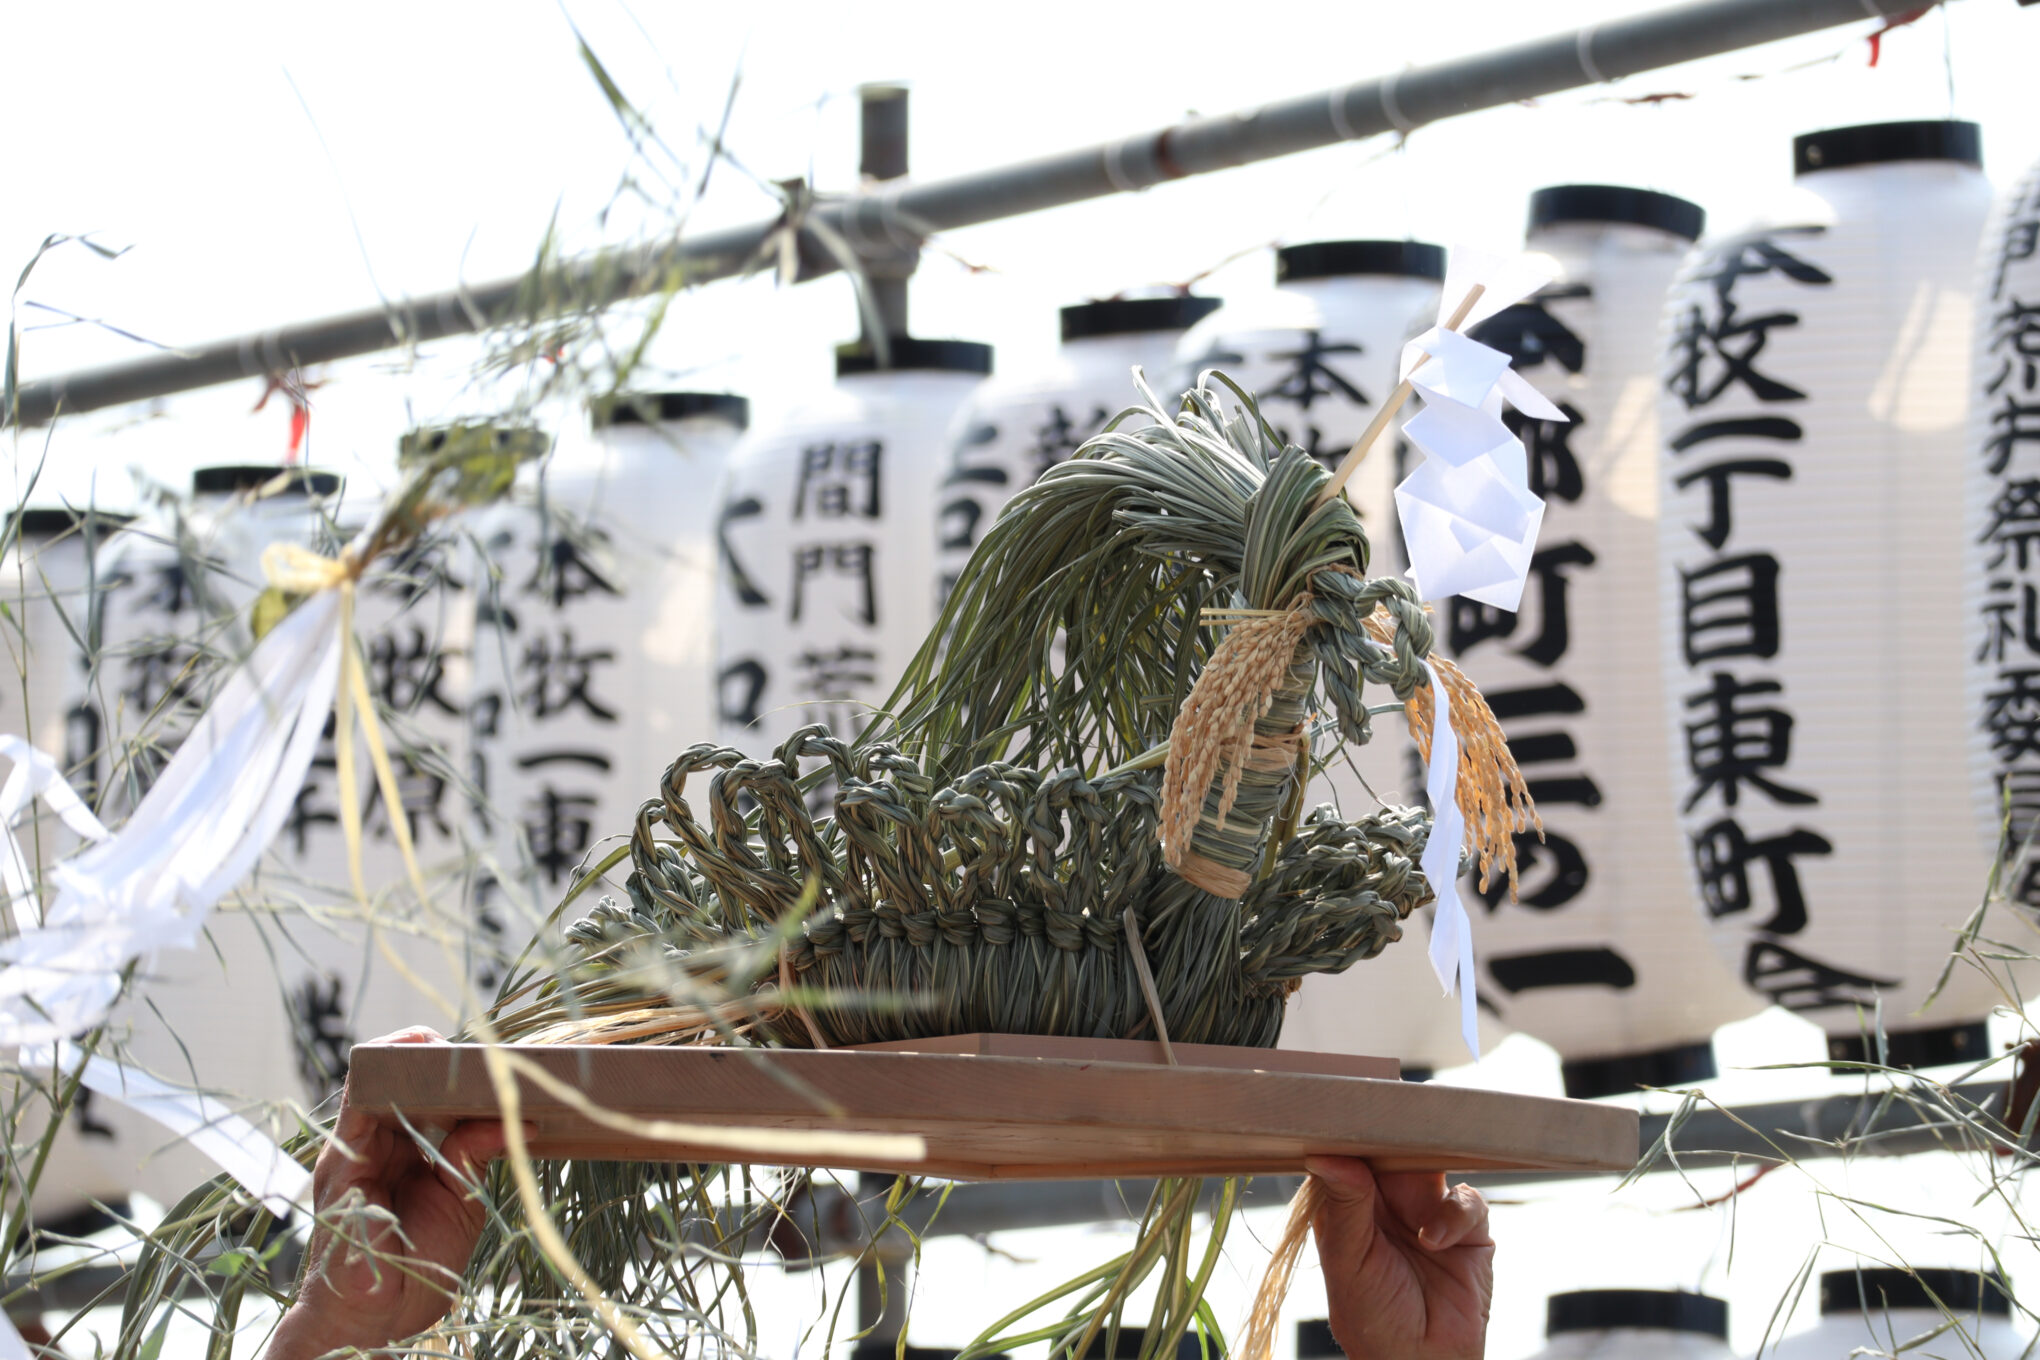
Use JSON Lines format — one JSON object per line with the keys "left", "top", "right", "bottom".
{"left": 346, "top": 1041, "right": 1637, "bottom": 1180}
{"left": 846, "top": 1033, "right": 1399, "bottom": 1079}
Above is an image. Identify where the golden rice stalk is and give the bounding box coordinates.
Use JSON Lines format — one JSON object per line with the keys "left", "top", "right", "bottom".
{"left": 1365, "top": 610, "right": 1540, "bottom": 897}
{"left": 1159, "top": 595, "right": 1315, "bottom": 873}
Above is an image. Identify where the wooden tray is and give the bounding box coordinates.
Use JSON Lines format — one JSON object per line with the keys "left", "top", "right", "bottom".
{"left": 346, "top": 1038, "right": 1637, "bottom": 1180}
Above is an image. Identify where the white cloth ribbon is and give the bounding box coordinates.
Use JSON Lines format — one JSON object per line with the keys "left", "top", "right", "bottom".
{"left": 19, "top": 1040, "right": 310, "bottom": 1215}
{"left": 0, "top": 588, "right": 343, "bottom": 1045}
{"left": 0, "top": 735, "right": 111, "bottom": 923}
{"left": 1420, "top": 666, "right": 1480, "bottom": 1058}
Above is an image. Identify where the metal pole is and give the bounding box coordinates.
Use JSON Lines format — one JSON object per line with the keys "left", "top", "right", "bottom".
{"left": 7, "top": 0, "right": 1928, "bottom": 427}
{"left": 857, "top": 82, "right": 916, "bottom": 344}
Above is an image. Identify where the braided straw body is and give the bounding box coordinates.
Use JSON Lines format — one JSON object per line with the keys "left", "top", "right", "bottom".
{"left": 550, "top": 726, "right": 1433, "bottom": 1049}
{"left": 500, "top": 375, "right": 1528, "bottom": 1052}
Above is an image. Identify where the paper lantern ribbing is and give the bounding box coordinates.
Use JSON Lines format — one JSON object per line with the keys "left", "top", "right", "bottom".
{"left": 1524, "top": 1291, "right": 1733, "bottom": 1360}
{"left": 1966, "top": 155, "right": 2040, "bottom": 922}
{"left": 1449, "top": 186, "right": 1763, "bottom": 1098}
{"left": 1771, "top": 1270, "right": 2021, "bottom": 1359}
{"left": 1657, "top": 121, "right": 1999, "bottom": 1068}
{"left": 936, "top": 295, "right": 1217, "bottom": 601}
{"left": 469, "top": 395, "right": 746, "bottom": 977}
{"left": 716, "top": 338, "right": 990, "bottom": 758}
{"left": 1173, "top": 243, "right": 1474, "bottom": 1072}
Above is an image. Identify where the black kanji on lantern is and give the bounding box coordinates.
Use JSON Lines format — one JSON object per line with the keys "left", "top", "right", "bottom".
{"left": 285, "top": 749, "right": 342, "bottom": 853}
{"left": 1985, "top": 399, "right": 2040, "bottom": 478}
{"left": 1982, "top": 481, "right": 2040, "bottom": 576}
{"left": 517, "top": 630, "right": 619, "bottom": 723}
{"left": 291, "top": 972, "right": 353, "bottom": 1097}
{"left": 1743, "top": 937, "right": 1894, "bottom": 1012}
{"left": 1984, "top": 667, "right": 2040, "bottom": 763}
{"left": 793, "top": 440, "right": 884, "bottom": 520}
{"left": 939, "top": 420, "right": 1007, "bottom": 559}
{"left": 1501, "top": 403, "right": 1586, "bottom": 505}
{"left": 1030, "top": 404, "right": 1109, "bottom": 477}
{"left": 70, "top": 1088, "right": 114, "bottom": 1140}
{"left": 1679, "top": 553, "right": 1782, "bottom": 664}
{"left": 121, "top": 644, "right": 201, "bottom": 717}
{"left": 718, "top": 659, "right": 767, "bottom": 729}
{"left": 367, "top": 625, "right": 460, "bottom": 717}
{"left": 1264, "top": 331, "right": 1367, "bottom": 410}
{"left": 790, "top": 646, "right": 878, "bottom": 738}
{"left": 522, "top": 786, "right": 599, "bottom": 884}
{"left": 1682, "top": 671, "right": 1816, "bottom": 811}
{"left": 517, "top": 751, "right": 611, "bottom": 885}
{"left": 1487, "top": 946, "right": 1636, "bottom": 994}
{"left": 1689, "top": 815, "right": 1832, "bottom": 936}
{"left": 140, "top": 561, "right": 195, "bottom": 617}
{"left": 1475, "top": 829, "right": 1588, "bottom": 911}
{"left": 1471, "top": 289, "right": 1589, "bottom": 374}
{"left": 362, "top": 750, "right": 453, "bottom": 844}
{"left": 790, "top": 544, "right": 877, "bottom": 627}
{"left": 718, "top": 494, "right": 771, "bottom": 609}
{"left": 1672, "top": 457, "right": 1793, "bottom": 551}
{"left": 1977, "top": 578, "right": 2040, "bottom": 664}
{"left": 1666, "top": 235, "right": 1833, "bottom": 411}
{"left": 524, "top": 530, "right": 621, "bottom": 608}
{"left": 1982, "top": 298, "right": 2040, "bottom": 397}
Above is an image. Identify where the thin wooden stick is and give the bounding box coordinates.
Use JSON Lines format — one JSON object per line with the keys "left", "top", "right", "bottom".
{"left": 1316, "top": 283, "right": 1486, "bottom": 509}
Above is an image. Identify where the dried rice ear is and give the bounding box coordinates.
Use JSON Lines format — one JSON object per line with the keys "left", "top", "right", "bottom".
{"left": 1366, "top": 609, "right": 1541, "bottom": 898}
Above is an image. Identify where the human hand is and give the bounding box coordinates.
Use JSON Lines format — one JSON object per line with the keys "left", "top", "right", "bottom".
{"left": 270, "top": 1028, "right": 510, "bottom": 1358}
{"left": 1307, "top": 1156, "right": 1494, "bottom": 1360}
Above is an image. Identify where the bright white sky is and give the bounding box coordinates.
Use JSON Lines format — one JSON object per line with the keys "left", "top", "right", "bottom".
{"left": 9, "top": 2, "right": 2040, "bottom": 1356}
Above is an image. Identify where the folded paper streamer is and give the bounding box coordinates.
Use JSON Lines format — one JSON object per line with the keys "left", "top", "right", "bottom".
{"left": 1421, "top": 667, "right": 1479, "bottom": 1055}
{"left": 20, "top": 1040, "right": 310, "bottom": 1215}
{"left": 1395, "top": 251, "right": 1567, "bottom": 611}
{"left": 0, "top": 588, "right": 343, "bottom": 1045}
{"left": 1390, "top": 252, "right": 1565, "bottom": 1055}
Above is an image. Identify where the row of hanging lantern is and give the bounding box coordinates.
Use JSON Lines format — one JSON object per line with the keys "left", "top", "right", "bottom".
{"left": 705, "top": 119, "right": 2040, "bottom": 1095}
{"left": 10, "top": 121, "right": 2037, "bottom": 1225}
{"left": 1658, "top": 120, "right": 2005, "bottom": 1073}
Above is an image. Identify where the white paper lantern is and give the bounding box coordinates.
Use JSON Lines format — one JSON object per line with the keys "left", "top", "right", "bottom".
{"left": 716, "top": 338, "right": 990, "bottom": 758}
{"left": 470, "top": 394, "right": 746, "bottom": 968}
{"left": 1443, "top": 186, "right": 1765, "bottom": 1098}
{"left": 1966, "top": 156, "right": 2040, "bottom": 935}
{"left": 1525, "top": 1291, "right": 1734, "bottom": 1360}
{"left": 1657, "top": 121, "right": 1998, "bottom": 1070}
{"left": 936, "top": 295, "right": 1218, "bottom": 601}
{"left": 77, "top": 465, "right": 341, "bottom": 1206}
{"left": 1173, "top": 243, "right": 1474, "bottom": 1072}
{"left": 1770, "top": 1270, "right": 2024, "bottom": 1359}
{"left": 4, "top": 508, "right": 143, "bottom": 1227}
{"left": 259, "top": 428, "right": 506, "bottom": 1098}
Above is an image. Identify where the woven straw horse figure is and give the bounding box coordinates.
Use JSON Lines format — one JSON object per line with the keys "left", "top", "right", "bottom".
{"left": 526, "top": 375, "right": 1531, "bottom": 1052}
